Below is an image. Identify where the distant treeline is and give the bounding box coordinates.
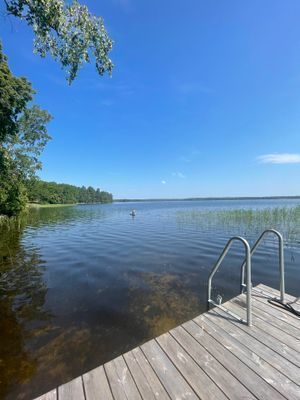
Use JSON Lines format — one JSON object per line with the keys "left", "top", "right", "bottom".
{"left": 27, "top": 180, "right": 113, "bottom": 205}
{"left": 116, "top": 196, "right": 300, "bottom": 202}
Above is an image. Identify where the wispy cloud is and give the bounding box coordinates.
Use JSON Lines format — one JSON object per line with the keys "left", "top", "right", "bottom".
{"left": 257, "top": 153, "right": 300, "bottom": 164}
{"left": 179, "top": 156, "right": 191, "bottom": 163}
{"left": 172, "top": 171, "right": 186, "bottom": 179}
{"left": 161, "top": 180, "right": 166, "bottom": 184}
{"left": 180, "top": 149, "right": 201, "bottom": 163}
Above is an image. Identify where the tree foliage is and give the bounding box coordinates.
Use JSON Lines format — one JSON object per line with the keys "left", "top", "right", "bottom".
{"left": 0, "top": 44, "right": 52, "bottom": 216}
{"left": 0, "top": 43, "right": 33, "bottom": 142}
{"left": 0, "top": 1, "right": 114, "bottom": 215}
{"left": 4, "top": 0, "right": 114, "bottom": 83}
{"left": 10, "top": 105, "right": 52, "bottom": 177}
{"left": 27, "top": 180, "right": 113, "bottom": 204}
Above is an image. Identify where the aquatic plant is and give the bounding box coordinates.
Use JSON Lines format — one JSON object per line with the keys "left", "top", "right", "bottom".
{"left": 176, "top": 206, "right": 300, "bottom": 246}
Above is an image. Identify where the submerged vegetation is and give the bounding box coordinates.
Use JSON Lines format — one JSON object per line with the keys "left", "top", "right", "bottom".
{"left": 127, "top": 271, "right": 202, "bottom": 338}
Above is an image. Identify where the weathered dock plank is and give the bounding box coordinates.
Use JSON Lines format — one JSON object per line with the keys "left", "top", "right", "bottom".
{"left": 141, "top": 339, "right": 198, "bottom": 399}
{"left": 34, "top": 389, "right": 57, "bottom": 400}
{"left": 257, "top": 283, "right": 299, "bottom": 305}
{"left": 170, "top": 325, "right": 255, "bottom": 400}
{"left": 58, "top": 377, "right": 85, "bottom": 400}
{"left": 105, "top": 356, "right": 142, "bottom": 400}
{"left": 224, "top": 297, "right": 300, "bottom": 367}
{"left": 183, "top": 319, "right": 283, "bottom": 400}
{"left": 123, "top": 350, "right": 158, "bottom": 400}
{"left": 34, "top": 285, "right": 300, "bottom": 400}
{"left": 156, "top": 332, "right": 227, "bottom": 400}
{"left": 196, "top": 313, "right": 300, "bottom": 400}
{"left": 83, "top": 366, "right": 113, "bottom": 400}
{"left": 252, "top": 295, "right": 300, "bottom": 329}
{"left": 130, "top": 347, "right": 170, "bottom": 400}
{"left": 211, "top": 306, "right": 300, "bottom": 385}
{"left": 230, "top": 296, "right": 300, "bottom": 353}
{"left": 233, "top": 296, "right": 300, "bottom": 339}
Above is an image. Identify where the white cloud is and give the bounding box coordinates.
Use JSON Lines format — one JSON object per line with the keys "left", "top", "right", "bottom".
{"left": 257, "top": 153, "right": 300, "bottom": 164}
{"left": 172, "top": 172, "right": 186, "bottom": 179}
{"left": 161, "top": 180, "right": 166, "bottom": 184}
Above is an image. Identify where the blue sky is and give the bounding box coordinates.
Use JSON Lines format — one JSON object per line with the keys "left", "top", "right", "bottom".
{"left": 1, "top": 1, "right": 300, "bottom": 198}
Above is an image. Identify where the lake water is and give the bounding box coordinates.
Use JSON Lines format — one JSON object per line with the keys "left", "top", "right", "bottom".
{"left": 1, "top": 199, "right": 300, "bottom": 399}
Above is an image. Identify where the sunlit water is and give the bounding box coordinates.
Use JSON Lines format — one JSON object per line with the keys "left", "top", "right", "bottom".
{"left": 1, "top": 199, "right": 300, "bottom": 399}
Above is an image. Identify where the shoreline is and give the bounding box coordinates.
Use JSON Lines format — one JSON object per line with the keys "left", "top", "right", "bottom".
{"left": 28, "top": 203, "right": 77, "bottom": 208}
{"left": 28, "top": 202, "right": 113, "bottom": 208}
{"left": 115, "top": 195, "right": 300, "bottom": 203}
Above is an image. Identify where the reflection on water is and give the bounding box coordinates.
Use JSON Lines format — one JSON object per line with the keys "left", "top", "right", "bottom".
{"left": 0, "top": 217, "right": 51, "bottom": 399}
{"left": 0, "top": 199, "right": 300, "bottom": 399}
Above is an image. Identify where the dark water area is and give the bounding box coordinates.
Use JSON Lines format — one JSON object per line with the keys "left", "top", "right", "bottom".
{"left": 1, "top": 199, "right": 300, "bottom": 399}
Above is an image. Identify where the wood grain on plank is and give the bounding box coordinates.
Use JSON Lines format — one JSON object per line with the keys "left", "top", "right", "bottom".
{"left": 156, "top": 332, "right": 227, "bottom": 400}
{"left": 195, "top": 313, "right": 300, "bottom": 400}
{"left": 257, "top": 284, "right": 298, "bottom": 303}
{"left": 83, "top": 365, "right": 113, "bottom": 400}
{"left": 170, "top": 325, "right": 255, "bottom": 400}
{"left": 224, "top": 298, "right": 300, "bottom": 368}
{"left": 232, "top": 296, "right": 300, "bottom": 339}
{"left": 131, "top": 347, "right": 170, "bottom": 400}
{"left": 58, "top": 377, "right": 85, "bottom": 400}
{"left": 183, "top": 319, "right": 285, "bottom": 400}
{"left": 210, "top": 306, "right": 300, "bottom": 386}
{"left": 141, "top": 339, "right": 198, "bottom": 400}
{"left": 251, "top": 295, "right": 300, "bottom": 329}
{"left": 225, "top": 296, "right": 300, "bottom": 353}
{"left": 33, "top": 389, "right": 57, "bottom": 400}
{"left": 123, "top": 350, "right": 157, "bottom": 400}
{"left": 105, "top": 356, "right": 142, "bottom": 400}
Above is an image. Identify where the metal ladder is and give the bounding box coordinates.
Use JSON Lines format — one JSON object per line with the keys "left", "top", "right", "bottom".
{"left": 207, "top": 229, "right": 285, "bottom": 327}
{"left": 240, "top": 229, "right": 285, "bottom": 302}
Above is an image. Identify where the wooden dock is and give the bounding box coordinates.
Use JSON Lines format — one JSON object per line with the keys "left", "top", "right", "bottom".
{"left": 35, "top": 284, "right": 300, "bottom": 400}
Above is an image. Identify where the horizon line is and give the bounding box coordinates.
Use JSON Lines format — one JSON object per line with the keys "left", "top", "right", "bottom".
{"left": 114, "top": 195, "right": 300, "bottom": 202}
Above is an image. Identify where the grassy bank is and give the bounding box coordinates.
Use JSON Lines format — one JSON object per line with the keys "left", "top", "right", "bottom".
{"left": 28, "top": 203, "right": 77, "bottom": 208}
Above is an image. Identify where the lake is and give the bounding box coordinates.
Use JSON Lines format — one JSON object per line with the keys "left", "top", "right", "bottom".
{"left": 1, "top": 199, "right": 300, "bottom": 399}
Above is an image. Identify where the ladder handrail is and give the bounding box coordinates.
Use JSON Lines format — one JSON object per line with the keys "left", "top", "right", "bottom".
{"left": 240, "top": 229, "right": 285, "bottom": 302}
{"left": 207, "top": 236, "right": 252, "bottom": 326}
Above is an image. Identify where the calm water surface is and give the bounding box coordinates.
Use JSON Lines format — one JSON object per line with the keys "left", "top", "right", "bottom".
{"left": 1, "top": 199, "right": 300, "bottom": 399}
